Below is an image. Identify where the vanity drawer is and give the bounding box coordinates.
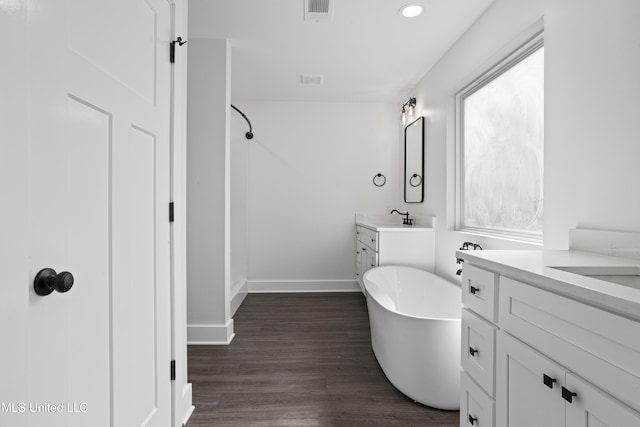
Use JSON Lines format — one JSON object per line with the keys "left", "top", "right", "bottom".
{"left": 462, "top": 308, "right": 497, "bottom": 396}
{"left": 499, "top": 276, "right": 640, "bottom": 412}
{"left": 461, "top": 264, "right": 498, "bottom": 323}
{"left": 356, "top": 226, "right": 378, "bottom": 251}
{"left": 461, "top": 371, "right": 495, "bottom": 427}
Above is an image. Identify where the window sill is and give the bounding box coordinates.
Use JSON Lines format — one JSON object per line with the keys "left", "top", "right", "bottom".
{"left": 455, "top": 227, "right": 543, "bottom": 247}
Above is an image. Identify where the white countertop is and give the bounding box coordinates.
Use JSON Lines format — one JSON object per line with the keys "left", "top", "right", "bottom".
{"left": 355, "top": 213, "right": 436, "bottom": 232}
{"left": 456, "top": 249, "right": 640, "bottom": 320}
{"left": 356, "top": 220, "right": 434, "bottom": 232}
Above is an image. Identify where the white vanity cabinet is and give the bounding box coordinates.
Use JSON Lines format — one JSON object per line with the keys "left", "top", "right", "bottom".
{"left": 356, "top": 226, "right": 378, "bottom": 290}
{"left": 355, "top": 223, "right": 434, "bottom": 293}
{"left": 458, "top": 251, "right": 640, "bottom": 427}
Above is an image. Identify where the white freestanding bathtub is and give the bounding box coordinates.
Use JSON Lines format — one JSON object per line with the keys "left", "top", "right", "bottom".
{"left": 363, "top": 265, "right": 461, "bottom": 410}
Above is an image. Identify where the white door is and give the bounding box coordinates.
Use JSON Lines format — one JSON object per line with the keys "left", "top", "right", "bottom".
{"left": 1, "top": 0, "right": 172, "bottom": 426}
{"left": 565, "top": 373, "right": 640, "bottom": 427}
{"left": 496, "top": 332, "right": 565, "bottom": 427}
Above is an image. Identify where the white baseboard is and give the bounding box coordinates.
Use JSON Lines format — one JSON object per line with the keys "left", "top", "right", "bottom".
{"left": 231, "top": 279, "right": 248, "bottom": 316}
{"left": 187, "top": 320, "right": 235, "bottom": 345}
{"left": 247, "top": 279, "right": 361, "bottom": 293}
{"left": 177, "top": 382, "right": 194, "bottom": 426}
{"left": 181, "top": 404, "right": 195, "bottom": 427}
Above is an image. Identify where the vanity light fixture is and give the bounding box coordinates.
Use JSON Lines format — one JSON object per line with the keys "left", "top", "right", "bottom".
{"left": 401, "top": 97, "right": 417, "bottom": 125}
{"left": 399, "top": 4, "right": 423, "bottom": 18}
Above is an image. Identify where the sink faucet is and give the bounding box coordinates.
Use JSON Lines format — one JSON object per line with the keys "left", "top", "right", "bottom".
{"left": 390, "top": 209, "right": 413, "bottom": 226}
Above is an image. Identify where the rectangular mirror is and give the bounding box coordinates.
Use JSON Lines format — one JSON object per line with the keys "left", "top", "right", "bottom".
{"left": 404, "top": 116, "right": 424, "bottom": 203}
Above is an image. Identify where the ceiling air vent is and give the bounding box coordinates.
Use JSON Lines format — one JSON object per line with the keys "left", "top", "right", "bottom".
{"left": 304, "top": 0, "right": 333, "bottom": 22}
{"left": 300, "top": 74, "right": 323, "bottom": 85}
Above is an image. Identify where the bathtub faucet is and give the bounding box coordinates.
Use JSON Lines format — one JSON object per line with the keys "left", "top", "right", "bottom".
{"left": 455, "top": 257, "right": 464, "bottom": 276}
{"left": 390, "top": 209, "right": 413, "bottom": 226}
{"left": 460, "top": 241, "right": 482, "bottom": 250}
{"left": 457, "top": 242, "right": 482, "bottom": 276}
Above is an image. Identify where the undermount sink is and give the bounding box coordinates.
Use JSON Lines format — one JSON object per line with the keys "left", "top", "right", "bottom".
{"left": 549, "top": 265, "right": 640, "bottom": 289}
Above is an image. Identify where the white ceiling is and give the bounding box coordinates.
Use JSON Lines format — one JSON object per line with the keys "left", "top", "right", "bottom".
{"left": 188, "top": 0, "right": 495, "bottom": 103}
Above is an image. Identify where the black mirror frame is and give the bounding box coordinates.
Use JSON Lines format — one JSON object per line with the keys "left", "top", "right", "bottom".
{"left": 404, "top": 116, "right": 424, "bottom": 203}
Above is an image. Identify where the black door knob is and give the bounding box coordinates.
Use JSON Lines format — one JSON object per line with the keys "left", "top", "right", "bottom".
{"left": 34, "top": 268, "right": 74, "bottom": 296}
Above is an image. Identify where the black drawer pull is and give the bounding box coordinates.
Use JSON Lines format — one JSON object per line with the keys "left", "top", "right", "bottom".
{"left": 562, "top": 386, "right": 577, "bottom": 403}
{"left": 470, "top": 285, "right": 479, "bottom": 295}
{"left": 469, "top": 347, "right": 478, "bottom": 357}
{"left": 468, "top": 414, "right": 478, "bottom": 425}
{"left": 543, "top": 374, "right": 557, "bottom": 389}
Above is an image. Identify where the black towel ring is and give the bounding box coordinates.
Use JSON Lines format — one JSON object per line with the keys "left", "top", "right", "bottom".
{"left": 373, "top": 173, "right": 386, "bottom": 187}
{"left": 410, "top": 174, "right": 423, "bottom": 187}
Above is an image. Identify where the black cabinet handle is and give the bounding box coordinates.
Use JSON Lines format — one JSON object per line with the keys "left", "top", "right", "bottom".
{"left": 562, "top": 386, "right": 577, "bottom": 403}
{"left": 469, "top": 347, "right": 479, "bottom": 357}
{"left": 470, "top": 285, "right": 479, "bottom": 295}
{"left": 468, "top": 414, "right": 478, "bottom": 425}
{"left": 543, "top": 374, "right": 557, "bottom": 389}
{"left": 34, "top": 268, "right": 74, "bottom": 296}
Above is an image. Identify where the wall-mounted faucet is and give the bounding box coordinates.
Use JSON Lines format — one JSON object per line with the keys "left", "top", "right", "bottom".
{"left": 390, "top": 209, "right": 413, "bottom": 226}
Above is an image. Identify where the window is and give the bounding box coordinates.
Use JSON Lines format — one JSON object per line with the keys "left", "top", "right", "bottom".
{"left": 456, "top": 33, "right": 544, "bottom": 243}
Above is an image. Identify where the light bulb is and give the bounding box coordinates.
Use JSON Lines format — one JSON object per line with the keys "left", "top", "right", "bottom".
{"left": 405, "top": 106, "right": 415, "bottom": 124}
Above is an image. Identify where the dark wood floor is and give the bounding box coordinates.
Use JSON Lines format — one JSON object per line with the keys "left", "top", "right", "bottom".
{"left": 186, "top": 293, "right": 459, "bottom": 427}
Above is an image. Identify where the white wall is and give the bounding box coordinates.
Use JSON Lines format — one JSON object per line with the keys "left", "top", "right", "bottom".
{"left": 230, "top": 111, "right": 249, "bottom": 309}
{"left": 242, "top": 102, "right": 399, "bottom": 291}
{"left": 186, "top": 38, "right": 234, "bottom": 343}
{"left": 398, "top": 0, "right": 640, "bottom": 282}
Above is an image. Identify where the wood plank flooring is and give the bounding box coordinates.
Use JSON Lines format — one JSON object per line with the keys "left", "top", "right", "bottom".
{"left": 186, "top": 293, "right": 459, "bottom": 427}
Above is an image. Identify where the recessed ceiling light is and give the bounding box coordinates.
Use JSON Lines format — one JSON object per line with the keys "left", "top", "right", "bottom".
{"left": 399, "top": 4, "right": 423, "bottom": 18}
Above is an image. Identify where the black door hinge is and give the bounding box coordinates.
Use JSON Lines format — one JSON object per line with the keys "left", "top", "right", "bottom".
{"left": 169, "top": 202, "right": 174, "bottom": 222}
{"left": 170, "top": 37, "right": 187, "bottom": 63}
{"left": 170, "top": 360, "right": 176, "bottom": 381}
